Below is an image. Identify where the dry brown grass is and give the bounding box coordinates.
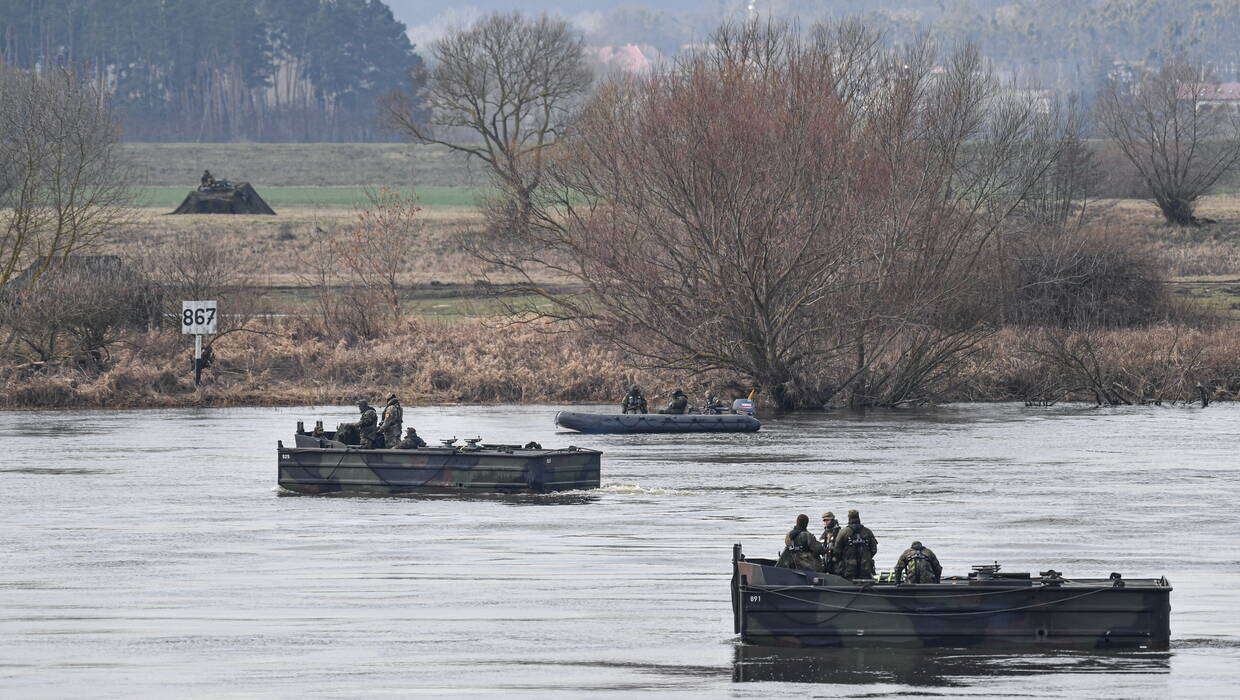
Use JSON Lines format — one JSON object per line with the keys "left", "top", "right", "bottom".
{"left": 4, "top": 317, "right": 1238, "bottom": 409}
{"left": 1092, "top": 195, "right": 1240, "bottom": 277}
{"left": 954, "top": 325, "right": 1240, "bottom": 404}
{"left": 0, "top": 317, "right": 738, "bottom": 409}
{"left": 94, "top": 205, "right": 548, "bottom": 287}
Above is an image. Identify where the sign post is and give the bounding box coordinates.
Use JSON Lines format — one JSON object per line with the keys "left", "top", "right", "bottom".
{"left": 181, "top": 300, "right": 218, "bottom": 387}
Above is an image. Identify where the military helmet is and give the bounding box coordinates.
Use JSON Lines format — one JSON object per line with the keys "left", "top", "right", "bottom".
{"left": 387, "top": 393, "right": 398, "bottom": 401}
{"left": 405, "top": 427, "right": 417, "bottom": 434}
{"left": 630, "top": 384, "right": 641, "bottom": 393}
{"left": 848, "top": 509, "right": 860, "bottom": 521}
{"left": 822, "top": 511, "right": 835, "bottom": 521}
{"left": 911, "top": 541, "right": 924, "bottom": 550}
{"left": 356, "top": 399, "right": 368, "bottom": 407}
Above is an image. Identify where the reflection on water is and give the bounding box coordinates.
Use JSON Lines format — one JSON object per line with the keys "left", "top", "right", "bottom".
{"left": 0, "top": 403, "right": 1238, "bottom": 697}
{"left": 732, "top": 645, "right": 1172, "bottom": 686}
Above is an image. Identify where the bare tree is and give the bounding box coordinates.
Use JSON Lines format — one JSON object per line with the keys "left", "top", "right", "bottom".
{"left": 142, "top": 228, "right": 272, "bottom": 361}
{"left": 338, "top": 188, "right": 425, "bottom": 324}
{"left": 478, "top": 21, "right": 1082, "bottom": 409}
{"left": 292, "top": 190, "right": 425, "bottom": 340}
{"left": 1096, "top": 61, "right": 1240, "bottom": 226}
{"left": 0, "top": 63, "right": 134, "bottom": 288}
{"left": 0, "top": 257, "right": 157, "bottom": 366}
{"left": 380, "top": 12, "right": 592, "bottom": 230}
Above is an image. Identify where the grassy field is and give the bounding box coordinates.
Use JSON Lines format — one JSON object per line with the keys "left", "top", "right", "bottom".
{"left": 123, "top": 142, "right": 481, "bottom": 187}
{"left": 109, "top": 143, "right": 1240, "bottom": 323}
{"left": 135, "top": 185, "right": 488, "bottom": 209}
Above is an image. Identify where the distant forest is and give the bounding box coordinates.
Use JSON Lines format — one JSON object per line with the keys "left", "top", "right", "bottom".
{"left": 0, "top": 0, "right": 424, "bottom": 142}
{"left": 593, "top": 0, "right": 1240, "bottom": 90}
{"left": 8, "top": 0, "right": 1240, "bottom": 142}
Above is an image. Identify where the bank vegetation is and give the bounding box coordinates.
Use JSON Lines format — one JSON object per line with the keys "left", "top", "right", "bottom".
{"left": 5, "top": 18, "right": 1240, "bottom": 411}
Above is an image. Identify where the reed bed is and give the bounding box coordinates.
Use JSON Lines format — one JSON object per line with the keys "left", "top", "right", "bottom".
{"left": 3, "top": 319, "right": 1238, "bottom": 409}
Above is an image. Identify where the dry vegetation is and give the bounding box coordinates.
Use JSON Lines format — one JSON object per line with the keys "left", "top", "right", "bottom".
{"left": 6, "top": 141, "right": 1240, "bottom": 409}
{"left": 95, "top": 205, "right": 527, "bottom": 288}
{"left": 0, "top": 318, "right": 732, "bottom": 409}
{"left": 3, "top": 318, "right": 1237, "bottom": 409}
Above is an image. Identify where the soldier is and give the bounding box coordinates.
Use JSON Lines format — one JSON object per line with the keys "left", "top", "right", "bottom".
{"left": 893, "top": 541, "right": 942, "bottom": 584}
{"left": 352, "top": 399, "right": 379, "bottom": 447}
{"left": 832, "top": 509, "right": 878, "bottom": 579}
{"left": 658, "top": 389, "right": 689, "bottom": 414}
{"left": 395, "top": 426, "right": 426, "bottom": 449}
{"left": 702, "top": 390, "right": 726, "bottom": 414}
{"left": 776, "top": 514, "right": 826, "bottom": 572}
{"left": 820, "top": 511, "right": 841, "bottom": 574}
{"left": 200, "top": 169, "right": 215, "bottom": 189}
{"left": 380, "top": 393, "right": 403, "bottom": 447}
{"left": 621, "top": 384, "right": 648, "bottom": 414}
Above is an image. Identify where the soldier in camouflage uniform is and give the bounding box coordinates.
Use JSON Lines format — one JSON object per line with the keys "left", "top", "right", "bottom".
{"left": 820, "top": 511, "right": 841, "bottom": 574}
{"left": 702, "top": 391, "right": 726, "bottom": 414}
{"left": 395, "top": 426, "right": 426, "bottom": 449}
{"left": 893, "top": 541, "right": 942, "bottom": 584}
{"left": 351, "top": 400, "right": 379, "bottom": 447}
{"left": 380, "top": 393, "right": 403, "bottom": 448}
{"left": 776, "top": 514, "right": 826, "bottom": 572}
{"left": 621, "top": 385, "right": 648, "bottom": 414}
{"left": 658, "top": 389, "right": 690, "bottom": 414}
{"left": 832, "top": 509, "right": 878, "bottom": 579}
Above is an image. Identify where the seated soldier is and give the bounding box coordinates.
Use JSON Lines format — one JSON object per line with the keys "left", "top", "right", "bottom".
{"left": 702, "top": 390, "right": 727, "bottom": 414}
{"left": 200, "top": 169, "right": 215, "bottom": 190}
{"left": 395, "top": 427, "right": 427, "bottom": 449}
{"left": 658, "top": 389, "right": 689, "bottom": 414}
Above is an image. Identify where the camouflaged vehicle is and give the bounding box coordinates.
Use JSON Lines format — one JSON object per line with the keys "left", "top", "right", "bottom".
{"left": 278, "top": 425, "right": 601, "bottom": 495}
{"left": 731, "top": 544, "right": 1171, "bottom": 649}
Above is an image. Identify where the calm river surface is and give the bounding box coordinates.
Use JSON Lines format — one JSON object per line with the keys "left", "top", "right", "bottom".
{"left": 1, "top": 403, "right": 1238, "bottom": 698}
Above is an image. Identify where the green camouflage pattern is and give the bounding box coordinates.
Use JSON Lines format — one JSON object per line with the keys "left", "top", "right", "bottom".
{"left": 279, "top": 432, "right": 601, "bottom": 495}
{"left": 732, "top": 545, "right": 1171, "bottom": 650}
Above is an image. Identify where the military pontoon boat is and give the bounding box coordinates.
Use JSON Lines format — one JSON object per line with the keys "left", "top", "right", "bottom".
{"left": 731, "top": 544, "right": 1171, "bottom": 649}
{"left": 278, "top": 424, "right": 601, "bottom": 495}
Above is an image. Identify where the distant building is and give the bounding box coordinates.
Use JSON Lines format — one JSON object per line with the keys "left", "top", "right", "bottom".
{"left": 1185, "top": 82, "right": 1240, "bottom": 111}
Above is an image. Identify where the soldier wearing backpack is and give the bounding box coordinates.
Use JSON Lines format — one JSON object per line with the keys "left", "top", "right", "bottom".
{"left": 894, "top": 541, "right": 942, "bottom": 584}
{"left": 832, "top": 509, "right": 878, "bottom": 579}
{"left": 776, "top": 513, "right": 827, "bottom": 572}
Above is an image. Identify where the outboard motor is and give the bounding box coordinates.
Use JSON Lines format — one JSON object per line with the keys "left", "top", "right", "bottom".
{"left": 732, "top": 398, "right": 755, "bottom": 415}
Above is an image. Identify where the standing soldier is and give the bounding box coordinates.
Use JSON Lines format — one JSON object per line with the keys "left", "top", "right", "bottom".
{"left": 380, "top": 393, "right": 403, "bottom": 448}
{"left": 776, "top": 514, "right": 826, "bottom": 572}
{"left": 893, "top": 541, "right": 942, "bottom": 584}
{"left": 621, "top": 384, "right": 648, "bottom": 414}
{"left": 820, "top": 511, "right": 841, "bottom": 574}
{"left": 832, "top": 509, "right": 878, "bottom": 579}
{"left": 354, "top": 399, "right": 379, "bottom": 447}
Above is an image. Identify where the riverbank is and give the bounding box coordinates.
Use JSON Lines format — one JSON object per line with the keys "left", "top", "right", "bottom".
{"left": 2, "top": 320, "right": 1236, "bottom": 410}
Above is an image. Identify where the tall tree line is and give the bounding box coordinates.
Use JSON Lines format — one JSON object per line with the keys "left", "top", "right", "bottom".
{"left": 0, "top": 0, "right": 424, "bottom": 142}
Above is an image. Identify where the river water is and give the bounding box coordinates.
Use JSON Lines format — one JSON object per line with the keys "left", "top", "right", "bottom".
{"left": 1, "top": 403, "right": 1237, "bottom": 698}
